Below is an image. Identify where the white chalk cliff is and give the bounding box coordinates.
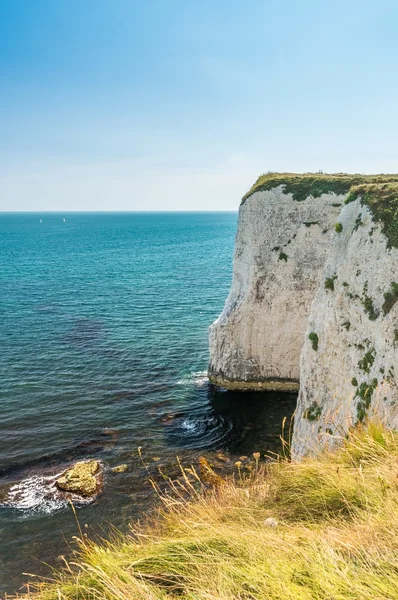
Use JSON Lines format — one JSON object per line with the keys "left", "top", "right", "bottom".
{"left": 208, "top": 187, "right": 343, "bottom": 390}
{"left": 292, "top": 193, "right": 398, "bottom": 457}
{"left": 209, "top": 174, "right": 398, "bottom": 455}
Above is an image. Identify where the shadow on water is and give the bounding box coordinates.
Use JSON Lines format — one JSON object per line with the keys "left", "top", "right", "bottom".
{"left": 166, "top": 384, "right": 297, "bottom": 456}
{"left": 210, "top": 385, "right": 297, "bottom": 454}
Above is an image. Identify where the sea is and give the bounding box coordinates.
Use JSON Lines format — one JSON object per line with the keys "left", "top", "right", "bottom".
{"left": 0, "top": 212, "right": 296, "bottom": 595}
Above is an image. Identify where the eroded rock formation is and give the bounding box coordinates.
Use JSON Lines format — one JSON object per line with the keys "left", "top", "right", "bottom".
{"left": 209, "top": 174, "right": 398, "bottom": 455}
{"left": 208, "top": 188, "right": 343, "bottom": 391}
{"left": 292, "top": 185, "right": 398, "bottom": 456}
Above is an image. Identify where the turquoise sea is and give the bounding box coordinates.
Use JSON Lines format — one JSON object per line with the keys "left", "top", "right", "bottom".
{"left": 0, "top": 212, "right": 296, "bottom": 594}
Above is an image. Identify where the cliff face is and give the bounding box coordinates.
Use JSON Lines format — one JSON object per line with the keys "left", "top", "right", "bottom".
{"left": 292, "top": 186, "right": 398, "bottom": 457}
{"left": 209, "top": 174, "right": 398, "bottom": 455}
{"left": 208, "top": 186, "right": 342, "bottom": 390}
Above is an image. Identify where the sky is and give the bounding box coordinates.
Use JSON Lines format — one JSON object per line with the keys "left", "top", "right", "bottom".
{"left": 1, "top": 0, "right": 398, "bottom": 211}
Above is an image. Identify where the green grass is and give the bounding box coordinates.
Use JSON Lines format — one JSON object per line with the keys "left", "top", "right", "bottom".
{"left": 308, "top": 332, "right": 319, "bottom": 351}
{"left": 242, "top": 172, "right": 398, "bottom": 204}
{"left": 345, "top": 183, "right": 398, "bottom": 248}
{"left": 382, "top": 282, "right": 398, "bottom": 315}
{"left": 242, "top": 174, "right": 398, "bottom": 249}
{"left": 12, "top": 424, "right": 398, "bottom": 600}
{"left": 303, "top": 401, "right": 322, "bottom": 421}
{"left": 325, "top": 274, "right": 337, "bottom": 291}
{"left": 355, "top": 381, "right": 378, "bottom": 423}
{"left": 362, "top": 295, "right": 379, "bottom": 321}
{"left": 358, "top": 348, "right": 376, "bottom": 374}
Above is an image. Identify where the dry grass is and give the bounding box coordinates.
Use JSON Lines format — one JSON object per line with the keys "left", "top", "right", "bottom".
{"left": 10, "top": 422, "right": 398, "bottom": 600}
{"left": 242, "top": 171, "right": 398, "bottom": 203}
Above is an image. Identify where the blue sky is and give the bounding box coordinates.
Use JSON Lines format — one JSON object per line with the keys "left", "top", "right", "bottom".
{"left": 1, "top": 0, "right": 398, "bottom": 211}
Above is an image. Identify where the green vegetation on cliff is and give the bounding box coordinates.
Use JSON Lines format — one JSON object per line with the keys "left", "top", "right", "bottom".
{"left": 383, "top": 281, "right": 398, "bottom": 315}
{"left": 346, "top": 183, "right": 398, "bottom": 248}
{"left": 335, "top": 222, "right": 343, "bottom": 233}
{"left": 308, "top": 331, "right": 319, "bottom": 351}
{"left": 14, "top": 424, "right": 398, "bottom": 600}
{"left": 242, "top": 172, "right": 398, "bottom": 204}
{"left": 243, "top": 173, "right": 398, "bottom": 249}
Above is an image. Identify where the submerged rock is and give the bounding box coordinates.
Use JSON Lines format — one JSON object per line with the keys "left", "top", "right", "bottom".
{"left": 161, "top": 412, "right": 184, "bottom": 423}
{"left": 56, "top": 460, "right": 100, "bottom": 497}
{"left": 111, "top": 463, "right": 128, "bottom": 473}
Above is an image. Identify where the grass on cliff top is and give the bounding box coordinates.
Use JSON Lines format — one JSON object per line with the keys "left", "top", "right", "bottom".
{"left": 346, "top": 182, "right": 398, "bottom": 248}
{"left": 242, "top": 171, "right": 398, "bottom": 203}
{"left": 13, "top": 423, "right": 398, "bottom": 600}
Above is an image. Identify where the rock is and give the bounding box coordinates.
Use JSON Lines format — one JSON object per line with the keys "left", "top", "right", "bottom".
{"left": 209, "top": 173, "right": 398, "bottom": 456}
{"left": 198, "top": 456, "right": 225, "bottom": 488}
{"left": 216, "top": 452, "right": 228, "bottom": 462}
{"left": 161, "top": 412, "right": 184, "bottom": 422}
{"left": 209, "top": 174, "right": 398, "bottom": 392}
{"left": 0, "top": 483, "right": 11, "bottom": 503}
{"left": 292, "top": 185, "right": 398, "bottom": 457}
{"left": 111, "top": 463, "right": 128, "bottom": 473}
{"left": 102, "top": 428, "right": 119, "bottom": 437}
{"left": 208, "top": 176, "right": 344, "bottom": 391}
{"left": 56, "top": 460, "right": 100, "bottom": 497}
{"left": 264, "top": 517, "right": 278, "bottom": 527}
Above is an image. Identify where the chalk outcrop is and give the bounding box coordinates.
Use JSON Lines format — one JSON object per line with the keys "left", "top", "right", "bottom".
{"left": 209, "top": 174, "right": 398, "bottom": 455}
{"left": 208, "top": 188, "right": 343, "bottom": 390}
{"left": 209, "top": 174, "right": 385, "bottom": 391}
{"left": 292, "top": 185, "right": 398, "bottom": 457}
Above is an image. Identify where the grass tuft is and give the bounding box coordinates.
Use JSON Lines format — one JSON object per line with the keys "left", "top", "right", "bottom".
{"left": 382, "top": 282, "right": 398, "bottom": 315}
{"left": 308, "top": 332, "right": 319, "bottom": 351}
{"left": 278, "top": 251, "right": 288, "bottom": 262}
{"left": 325, "top": 274, "right": 337, "bottom": 291}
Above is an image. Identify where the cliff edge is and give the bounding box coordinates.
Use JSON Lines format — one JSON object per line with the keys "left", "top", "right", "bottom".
{"left": 209, "top": 173, "right": 398, "bottom": 454}
{"left": 292, "top": 183, "right": 398, "bottom": 456}
{"left": 209, "top": 173, "right": 397, "bottom": 391}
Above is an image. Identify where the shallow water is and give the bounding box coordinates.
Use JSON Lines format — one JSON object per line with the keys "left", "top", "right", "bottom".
{"left": 0, "top": 212, "right": 296, "bottom": 594}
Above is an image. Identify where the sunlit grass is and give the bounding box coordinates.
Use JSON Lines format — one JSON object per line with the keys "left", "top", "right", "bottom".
{"left": 243, "top": 171, "right": 398, "bottom": 203}
{"left": 12, "top": 422, "right": 398, "bottom": 600}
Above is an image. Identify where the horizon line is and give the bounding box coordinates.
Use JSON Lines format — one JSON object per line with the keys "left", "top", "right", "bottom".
{"left": 0, "top": 209, "right": 239, "bottom": 214}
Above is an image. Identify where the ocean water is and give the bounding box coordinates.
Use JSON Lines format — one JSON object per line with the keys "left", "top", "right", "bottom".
{"left": 0, "top": 212, "right": 296, "bottom": 595}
